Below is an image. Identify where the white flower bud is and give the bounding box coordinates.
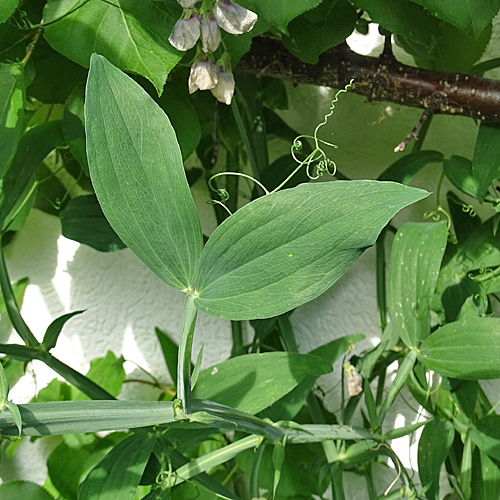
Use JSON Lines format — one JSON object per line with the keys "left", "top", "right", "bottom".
{"left": 168, "top": 15, "right": 201, "bottom": 51}
{"left": 177, "top": 0, "right": 198, "bottom": 7}
{"left": 213, "top": 0, "right": 258, "bottom": 35}
{"left": 200, "top": 15, "right": 221, "bottom": 53}
{"left": 210, "top": 68, "right": 235, "bottom": 105}
{"left": 189, "top": 59, "right": 219, "bottom": 93}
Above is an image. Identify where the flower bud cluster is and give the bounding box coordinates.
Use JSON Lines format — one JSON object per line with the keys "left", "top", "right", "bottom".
{"left": 169, "top": 0, "right": 258, "bottom": 104}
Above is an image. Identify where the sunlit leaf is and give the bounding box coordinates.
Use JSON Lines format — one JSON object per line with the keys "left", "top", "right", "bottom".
{"left": 194, "top": 181, "right": 428, "bottom": 320}
{"left": 192, "top": 352, "right": 332, "bottom": 415}
{"left": 79, "top": 432, "right": 156, "bottom": 500}
{"left": 418, "top": 317, "right": 500, "bottom": 379}
{"left": 44, "top": 0, "right": 183, "bottom": 93}
{"left": 0, "top": 0, "right": 19, "bottom": 23}
{"left": 471, "top": 415, "right": 500, "bottom": 461}
{"left": 0, "top": 62, "right": 24, "bottom": 177}
{"left": 85, "top": 55, "right": 203, "bottom": 291}
{"left": 388, "top": 221, "right": 448, "bottom": 347}
{"left": 0, "top": 481, "right": 54, "bottom": 500}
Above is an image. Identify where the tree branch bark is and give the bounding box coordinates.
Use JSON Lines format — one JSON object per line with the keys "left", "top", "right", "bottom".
{"left": 238, "top": 37, "right": 500, "bottom": 123}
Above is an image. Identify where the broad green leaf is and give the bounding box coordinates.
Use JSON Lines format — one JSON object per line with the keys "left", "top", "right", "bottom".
{"left": 472, "top": 123, "right": 500, "bottom": 201}
{"left": 44, "top": 0, "right": 183, "bottom": 93}
{"left": 5, "top": 401, "right": 21, "bottom": 435}
{"left": 447, "top": 191, "right": 480, "bottom": 244}
{"left": 79, "top": 432, "right": 156, "bottom": 500}
{"left": 471, "top": 415, "right": 500, "bottom": 460}
{"left": 0, "top": 120, "right": 64, "bottom": 231}
{"left": 72, "top": 351, "right": 126, "bottom": 400}
{"left": 378, "top": 150, "right": 444, "bottom": 184}
{"left": 472, "top": 449, "right": 500, "bottom": 500}
{"left": 28, "top": 38, "right": 88, "bottom": 104}
{"left": 443, "top": 156, "right": 480, "bottom": 199}
{"left": 0, "top": 400, "right": 176, "bottom": 436}
{"left": 0, "top": 0, "right": 19, "bottom": 23}
{"left": 158, "top": 85, "right": 201, "bottom": 161}
{"left": 418, "top": 418, "right": 454, "bottom": 500}
{"left": 238, "top": 0, "right": 323, "bottom": 34}
{"left": 194, "top": 181, "right": 428, "bottom": 320}
{"left": 192, "top": 352, "right": 332, "bottom": 415}
{"left": 310, "top": 333, "right": 366, "bottom": 362}
{"left": 85, "top": 55, "right": 203, "bottom": 291}
{"left": 349, "top": 0, "right": 443, "bottom": 49}
{"left": 60, "top": 195, "right": 126, "bottom": 252}
{"left": 441, "top": 276, "right": 482, "bottom": 322}
{"left": 410, "top": 22, "right": 492, "bottom": 73}
{"left": 388, "top": 222, "right": 448, "bottom": 347}
{"left": 0, "top": 62, "right": 24, "bottom": 177}
{"left": 63, "top": 84, "right": 88, "bottom": 173}
{"left": 42, "top": 310, "right": 84, "bottom": 351}
{"left": 0, "top": 481, "right": 55, "bottom": 500}
{"left": 418, "top": 317, "right": 500, "bottom": 379}
{"left": 409, "top": 0, "right": 500, "bottom": 38}
{"left": 283, "top": 0, "right": 358, "bottom": 64}
{"left": 48, "top": 433, "right": 123, "bottom": 500}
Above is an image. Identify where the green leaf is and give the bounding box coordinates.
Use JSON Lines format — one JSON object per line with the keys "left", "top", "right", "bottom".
{"left": 0, "top": 120, "right": 65, "bottom": 232}
{"left": 47, "top": 433, "right": 123, "bottom": 500}
{"left": 194, "top": 181, "right": 428, "bottom": 320}
{"left": 0, "top": 277, "right": 28, "bottom": 315}
{"left": 0, "top": 360, "right": 8, "bottom": 407}
{"left": 192, "top": 352, "right": 332, "bottom": 415}
{"left": 0, "top": 0, "right": 19, "bottom": 23}
{"left": 282, "top": 0, "right": 358, "bottom": 64}
{"left": 472, "top": 448, "right": 500, "bottom": 500}
{"left": 417, "top": 418, "right": 454, "bottom": 500}
{"left": 349, "top": 0, "right": 443, "bottom": 48}
{"left": 28, "top": 38, "right": 88, "bottom": 104}
{"left": 309, "top": 333, "right": 365, "bottom": 362}
{"left": 79, "top": 432, "right": 156, "bottom": 500}
{"left": 0, "top": 62, "right": 24, "bottom": 177}
{"left": 60, "top": 195, "right": 126, "bottom": 252}
{"left": 410, "top": 22, "right": 492, "bottom": 73}
{"left": 471, "top": 415, "right": 500, "bottom": 461}
{"left": 418, "top": 317, "right": 500, "bottom": 379}
{"left": 158, "top": 85, "right": 201, "bottom": 161}
{"left": 42, "top": 310, "right": 84, "bottom": 351}
{"left": 85, "top": 55, "right": 203, "bottom": 291}
{"left": 378, "top": 150, "right": 444, "bottom": 184}
{"left": 63, "top": 84, "right": 88, "bottom": 173}
{"left": 0, "top": 400, "right": 176, "bottom": 436}
{"left": 443, "top": 156, "right": 480, "bottom": 199}
{"left": 44, "top": 0, "right": 183, "bottom": 93}
{"left": 472, "top": 123, "right": 500, "bottom": 201}
{"left": 409, "top": 0, "right": 500, "bottom": 38}
{"left": 155, "top": 327, "right": 182, "bottom": 385}
{"left": 237, "top": 0, "right": 323, "bottom": 34}
{"left": 5, "top": 400, "right": 21, "bottom": 435}
{"left": 388, "top": 222, "right": 448, "bottom": 347}
{"left": 72, "top": 351, "right": 126, "bottom": 400}
{"left": 0, "top": 481, "right": 55, "bottom": 500}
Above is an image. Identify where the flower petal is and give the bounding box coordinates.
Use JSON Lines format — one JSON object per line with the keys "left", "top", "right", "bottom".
{"left": 213, "top": 0, "right": 258, "bottom": 35}
{"left": 168, "top": 16, "right": 201, "bottom": 51}
{"left": 189, "top": 59, "right": 219, "bottom": 93}
{"left": 200, "top": 15, "right": 221, "bottom": 53}
{"left": 210, "top": 69, "right": 235, "bottom": 105}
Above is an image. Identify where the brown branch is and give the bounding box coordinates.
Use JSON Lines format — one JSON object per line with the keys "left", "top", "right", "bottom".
{"left": 238, "top": 37, "right": 500, "bottom": 123}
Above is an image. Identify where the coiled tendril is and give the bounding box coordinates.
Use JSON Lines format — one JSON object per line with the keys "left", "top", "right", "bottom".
{"left": 207, "top": 80, "right": 354, "bottom": 213}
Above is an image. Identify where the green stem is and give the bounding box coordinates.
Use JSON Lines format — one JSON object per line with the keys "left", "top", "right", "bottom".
{"left": 0, "top": 246, "right": 39, "bottom": 346}
{"left": 250, "top": 440, "right": 267, "bottom": 499}
{"left": 177, "top": 295, "right": 198, "bottom": 415}
{"left": 277, "top": 315, "right": 299, "bottom": 353}
{"left": 376, "top": 229, "right": 388, "bottom": 332}
{"left": 365, "top": 463, "right": 378, "bottom": 500}
{"left": 231, "top": 321, "right": 244, "bottom": 357}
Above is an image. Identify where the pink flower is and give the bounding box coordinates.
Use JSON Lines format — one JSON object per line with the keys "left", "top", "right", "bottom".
{"left": 169, "top": 15, "right": 201, "bottom": 51}
{"left": 213, "top": 0, "right": 258, "bottom": 35}
{"left": 200, "top": 15, "right": 221, "bottom": 53}
{"left": 189, "top": 59, "right": 219, "bottom": 93}
{"left": 177, "top": 0, "right": 198, "bottom": 7}
{"left": 210, "top": 68, "right": 235, "bottom": 105}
